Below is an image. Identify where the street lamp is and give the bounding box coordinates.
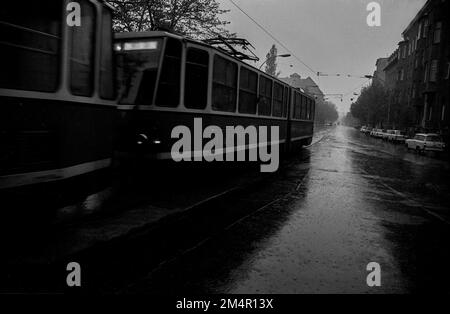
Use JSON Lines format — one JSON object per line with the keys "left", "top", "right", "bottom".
{"left": 259, "top": 54, "right": 291, "bottom": 70}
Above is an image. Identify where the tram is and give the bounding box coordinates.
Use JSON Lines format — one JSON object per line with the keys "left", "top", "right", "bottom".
{"left": 114, "top": 31, "right": 315, "bottom": 161}
{"left": 0, "top": 0, "right": 116, "bottom": 192}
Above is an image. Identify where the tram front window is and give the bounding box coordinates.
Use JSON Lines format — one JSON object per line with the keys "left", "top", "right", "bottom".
{"left": 115, "top": 39, "right": 163, "bottom": 105}
{"left": 0, "top": 1, "right": 62, "bottom": 92}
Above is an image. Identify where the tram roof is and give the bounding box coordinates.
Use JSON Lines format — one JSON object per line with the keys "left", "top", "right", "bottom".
{"left": 114, "top": 31, "right": 315, "bottom": 101}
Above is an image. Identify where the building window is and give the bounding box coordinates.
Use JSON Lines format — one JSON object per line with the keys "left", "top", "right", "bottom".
{"left": 445, "top": 62, "right": 450, "bottom": 80}
{"left": 433, "top": 22, "right": 442, "bottom": 44}
{"left": 429, "top": 60, "right": 438, "bottom": 82}
{"left": 238, "top": 67, "right": 258, "bottom": 114}
{"left": 185, "top": 48, "right": 209, "bottom": 109}
{"left": 258, "top": 76, "right": 273, "bottom": 116}
{"left": 0, "top": 2, "right": 62, "bottom": 92}
{"left": 400, "top": 69, "right": 404, "bottom": 81}
{"left": 272, "top": 82, "right": 284, "bottom": 117}
{"left": 212, "top": 55, "right": 237, "bottom": 112}
{"left": 423, "top": 19, "right": 429, "bottom": 38}
{"left": 70, "top": 0, "right": 96, "bottom": 96}
{"left": 100, "top": 9, "right": 115, "bottom": 100}
{"left": 155, "top": 38, "right": 182, "bottom": 107}
{"left": 428, "top": 105, "right": 433, "bottom": 121}
{"left": 442, "top": 104, "right": 446, "bottom": 121}
{"left": 417, "top": 22, "right": 422, "bottom": 39}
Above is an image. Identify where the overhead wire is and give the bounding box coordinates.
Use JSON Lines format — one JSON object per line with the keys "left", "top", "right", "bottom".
{"left": 227, "top": 0, "right": 372, "bottom": 101}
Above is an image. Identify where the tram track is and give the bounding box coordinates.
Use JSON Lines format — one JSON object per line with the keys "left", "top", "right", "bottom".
{"left": 0, "top": 149, "right": 313, "bottom": 293}
{"left": 86, "top": 151, "right": 312, "bottom": 292}
{"left": 358, "top": 166, "right": 450, "bottom": 226}
{"left": 304, "top": 126, "right": 333, "bottom": 148}
{"left": 117, "top": 156, "right": 313, "bottom": 293}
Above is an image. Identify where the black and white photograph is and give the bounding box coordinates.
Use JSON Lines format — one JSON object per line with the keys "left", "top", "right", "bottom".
{"left": 0, "top": 0, "right": 450, "bottom": 302}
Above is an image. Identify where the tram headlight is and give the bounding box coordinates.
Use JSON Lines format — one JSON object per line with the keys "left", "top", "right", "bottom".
{"left": 114, "top": 43, "right": 123, "bottom": 52}
{"left": 136, "top": 133, "right": 148, "bottom": 146}
{"left": 136, "top": 133, "right": 161, "bottom": 146}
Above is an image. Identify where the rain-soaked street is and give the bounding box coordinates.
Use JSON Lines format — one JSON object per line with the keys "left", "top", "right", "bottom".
{"left": 3, "top": 0, "right": 450, "bottom": 302}
{"left": 120, "top": 125, "right": 450, "bottom": 294}
{"left": 1, "top": 125, "right": 450, "bottom": 294}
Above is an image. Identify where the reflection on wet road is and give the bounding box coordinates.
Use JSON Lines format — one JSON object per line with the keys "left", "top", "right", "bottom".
{"left": 126, "top": 126, "right": 450, "bottom": 294}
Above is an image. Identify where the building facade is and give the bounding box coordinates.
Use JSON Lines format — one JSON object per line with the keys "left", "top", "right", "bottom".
{"left": 280, "top": 73, "right": 325, "bottom": 102}
{"left": 373, "top": 58, "right": 388, "bottom": 86}
{"left": 383, "top": 0, "right": 450, "bottom": 138}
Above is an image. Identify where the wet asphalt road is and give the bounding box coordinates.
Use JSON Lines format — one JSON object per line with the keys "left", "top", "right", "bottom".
{"left": 2, "top": 125, "right": 450, "bottom": 294}
{"left": 123, "top": 125, "right": 450, "bottom": 294}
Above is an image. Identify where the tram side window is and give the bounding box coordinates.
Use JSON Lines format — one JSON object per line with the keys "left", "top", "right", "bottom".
{"left": 283, "top": 87, "right": 289, "bottom": 118}
{"left": 300, "top": 96, "right": 307, "bottom": 120}
{"left": 306, "top": 99, "right": 312, "bottom": 120}
{"left": 0, "top": 2, "right": 62, "bottom": 91}
{"left": 185, "top": 48, "right": 209, "bottom": 109}
{"left": 212, "top": 55, "right": 237, "bottom": 112}
{"left": 156, "top": 38, "right": 182, "bottom": 107}
{"left": 304, "top": 98, "right": 308, "bottom": 120}
{"left": 311, "top": 101, "right": 315, "bottom": 120}
{"left": 258, "top": 76, "right": 272, "bottom": 116}
{"left": 70, "top": 0, "right": 96, "bottom": 96}
{"left": 293, "top": 93, "right": 302, "bottom": 119}
{"left": 272, "top": 83, "right": 284, "bottom": 117}
{"left": 304, "top": 98, "right": 310, "bottom": 120}
{"left": 100, "top": 9, "right": 115, "bottom": 100}
{"left": 239, "top": 67, "right": 258, "bottom": 114}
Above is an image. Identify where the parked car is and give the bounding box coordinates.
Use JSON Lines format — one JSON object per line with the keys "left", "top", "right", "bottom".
{"left": 370, "top": 128, "right": 378, "bottom": 137}
{"left": 360, "top": 126, "right": 370, "bottom": 134}
{"left": 370, "top": 129, "right": 384, "bottom": 138}
{"left": 381, "top": 130, "right": 393, "bottom": 140}
{"left": 378, "top": 129, "right": 387, "bottom": 138}
{"left": 406, "top": 133, "right": 445, "bottom": 153}
{"left": 386, "top": 130, "right": 406, "bottom": 143}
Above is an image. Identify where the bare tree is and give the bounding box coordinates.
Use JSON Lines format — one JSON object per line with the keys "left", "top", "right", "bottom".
{"left": 107, "top": 0, "right": 234, "bottom": 39}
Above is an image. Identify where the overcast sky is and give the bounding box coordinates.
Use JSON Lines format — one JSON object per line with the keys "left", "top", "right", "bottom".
{"left": 217, "top": 0, "right": 427, "bottom": 115}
